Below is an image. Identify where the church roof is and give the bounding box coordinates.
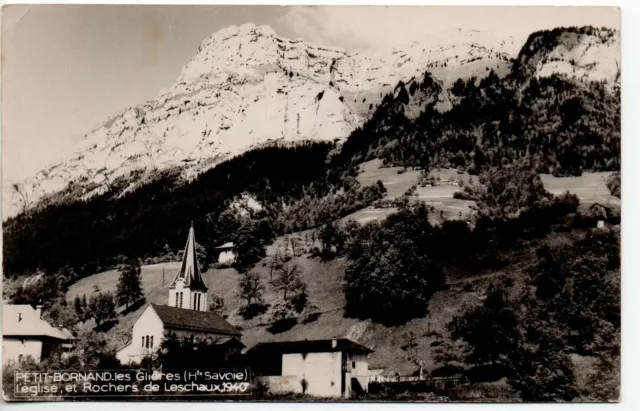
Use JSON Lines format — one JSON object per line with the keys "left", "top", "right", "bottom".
{"left": 150, "top": 304, "right": 240, "bottom": 336}
{"left": 170, "top": 224, "right": 208, "bottom": 291}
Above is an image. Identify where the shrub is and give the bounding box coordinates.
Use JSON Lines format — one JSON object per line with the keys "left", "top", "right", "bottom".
{"left": 606, "top": 172, "right": 621, "bottom": 198}
{"left": 89, "top": 292, "right": 116, "bottom": 327}
{"left": 209, "top": 294, "right": 225, "bottom": 314}
{"left": 267, "top": 300, "right": 298, "bottom": 333}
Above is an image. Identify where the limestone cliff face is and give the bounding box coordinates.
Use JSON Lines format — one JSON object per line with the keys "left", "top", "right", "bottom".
{"left": 1, "top": 24, "right": 531, "bottom": 217}
{"left": 512, "top": 26, "right": 620, "bottom": 85}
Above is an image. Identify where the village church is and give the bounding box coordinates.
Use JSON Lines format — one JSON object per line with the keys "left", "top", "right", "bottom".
{"left": 116, "top": 224, "right": 242, "bottom": 365}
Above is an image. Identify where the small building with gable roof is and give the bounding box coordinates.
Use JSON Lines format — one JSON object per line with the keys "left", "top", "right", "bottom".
{"left": 2, "top": 304, "right": 74, "bottom": 365}
{"left": 246, "top": 338, "right": 373, "bottom": 398}
{"left": 215, "top": 242, "right": 236, "bottom": 264}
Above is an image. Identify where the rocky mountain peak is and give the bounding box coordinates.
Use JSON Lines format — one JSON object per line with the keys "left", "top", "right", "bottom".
{"left": 9, "top": 24, "right": 614, "bottom": 219}
{"left": 513, "top": 26, "right": 620, "bottom": 84}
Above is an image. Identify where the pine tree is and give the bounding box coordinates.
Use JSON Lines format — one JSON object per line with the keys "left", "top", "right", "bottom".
{"left": 116, "top": 260, "right": 144, "bottom": 309}
{"left": 73, "top": 295, "right": 83, "bottom": 321}
{"left": 81, "top": 294, "right": 88, "bottom": 322}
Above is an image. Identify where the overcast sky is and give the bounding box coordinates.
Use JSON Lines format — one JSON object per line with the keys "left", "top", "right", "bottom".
{"left": 1, "top": 5, "right": 620, "bottom": 184}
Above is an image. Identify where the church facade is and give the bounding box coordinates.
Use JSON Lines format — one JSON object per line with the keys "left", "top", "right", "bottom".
{"left": 116, "top": 224, "right": 242, "bottom": 365}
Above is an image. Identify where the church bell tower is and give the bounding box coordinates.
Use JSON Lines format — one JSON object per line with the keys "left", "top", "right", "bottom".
{"left": 168, "top": 223, "right": 208, "bottom": 311}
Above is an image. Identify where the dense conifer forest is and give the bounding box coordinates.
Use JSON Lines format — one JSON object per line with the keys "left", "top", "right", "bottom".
{"left": 332, "top": 70, "right": 620, "bottom": 177}
{"left": 3, "top": 143, "right": 336, "bottom": 278}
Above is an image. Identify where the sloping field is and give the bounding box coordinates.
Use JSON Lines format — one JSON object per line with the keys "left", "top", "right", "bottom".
{"left": 540, "top": 172, "right": 620, "bottom": 212}
{"left": 66, "top": 239, "right": 527, "bottom": 375}
{"left": 356, "top": 159, "right": 421, "bottom": 199}
{"left": 352, "top": 160, "right": 618, "bottom": 225}
{"left": 339, "top": 208, "right": 398, "bottom": 224}
{"left": 350, "top": 160, "right": 475, "bottom": 224}
{"left": 66, "top": 262, "right": 240, "bottom": 348}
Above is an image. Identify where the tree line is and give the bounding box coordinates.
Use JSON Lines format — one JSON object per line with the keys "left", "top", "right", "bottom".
{"left": 3, "top": 142, "right": 335, "bottom": 279}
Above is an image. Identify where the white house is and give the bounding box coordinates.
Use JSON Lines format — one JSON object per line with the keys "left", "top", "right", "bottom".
{"left": 116, "top": 224, "right": 242, "bottom": 365}
{"left": 246, "top": 338, "right": 373, "bottom": 398}
{"left": 215, "top": 242, "right": 236, "bottom": 264}
{"left": 2, "top": 304, "right": 74, "bottom": 365}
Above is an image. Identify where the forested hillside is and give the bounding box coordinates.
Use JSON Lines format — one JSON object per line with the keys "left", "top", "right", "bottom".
{"left": 332, "top": 63, "right": 620, "bottom": 178}
{"left": 4, "top": 143, "right": 329, "bottom": 276}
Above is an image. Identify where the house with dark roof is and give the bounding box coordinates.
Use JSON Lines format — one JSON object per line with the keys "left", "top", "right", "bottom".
{"left": 2, "top": 304, "right": 74, "bottom": 365}
{"left": 116, "top": 224, "right": 242, "bottom": 365}
{"left": 246, "top": 338, "right": 373, "bottom": 398}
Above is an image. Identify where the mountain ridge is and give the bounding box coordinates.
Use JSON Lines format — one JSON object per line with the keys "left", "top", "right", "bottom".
{"left": 3, "top": 24, "right": 620, "bottom": 219}
{"left": 3, "top": 23, "right": 520, "bottom": 218}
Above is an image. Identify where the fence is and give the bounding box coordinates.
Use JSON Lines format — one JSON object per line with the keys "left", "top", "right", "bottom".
{"left": 368, "top": 375, "right": 465, "bottom": 395}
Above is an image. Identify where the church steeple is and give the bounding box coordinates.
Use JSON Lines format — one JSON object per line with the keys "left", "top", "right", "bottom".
{"left": 168, "top": 224, "right": 208, "bottom": 311}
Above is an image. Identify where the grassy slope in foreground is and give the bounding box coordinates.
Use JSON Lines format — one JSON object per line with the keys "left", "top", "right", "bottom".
{"left": 66, "top": 249, "right": 525, "bottom": 376}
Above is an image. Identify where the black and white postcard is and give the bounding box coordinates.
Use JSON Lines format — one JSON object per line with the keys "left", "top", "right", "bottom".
{"left": 1, "top": 4, "right": 622, "bottom": 403}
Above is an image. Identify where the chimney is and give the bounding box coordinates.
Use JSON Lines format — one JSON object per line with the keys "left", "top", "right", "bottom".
{"left": 35, "top": 305, "right": 43, "bottom": 319}
{"left": 331, "top": 338, "right": 337, "bottom": 349}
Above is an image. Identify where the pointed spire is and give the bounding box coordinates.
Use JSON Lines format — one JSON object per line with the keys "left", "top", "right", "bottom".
{"left": 170, "top": 224, "right": 208, "bottom": 291}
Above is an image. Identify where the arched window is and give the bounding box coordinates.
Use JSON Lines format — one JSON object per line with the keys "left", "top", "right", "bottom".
{"left": 194, "top": 294, "right": 198, "bottom": 310}
{"left": 145, "top": 336, "right": 149, "bottom": 349}
{"left": 179, "top": 292, "right": 183, "bottom": 308}
{"left": 141, "top": 336, "right": 144, "bottom": 347}
{"left": 150, "top": 336, "right": 154, "bottom": 349}
{"left": 18, "top": 354, "right": 23, "bottom": 364}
